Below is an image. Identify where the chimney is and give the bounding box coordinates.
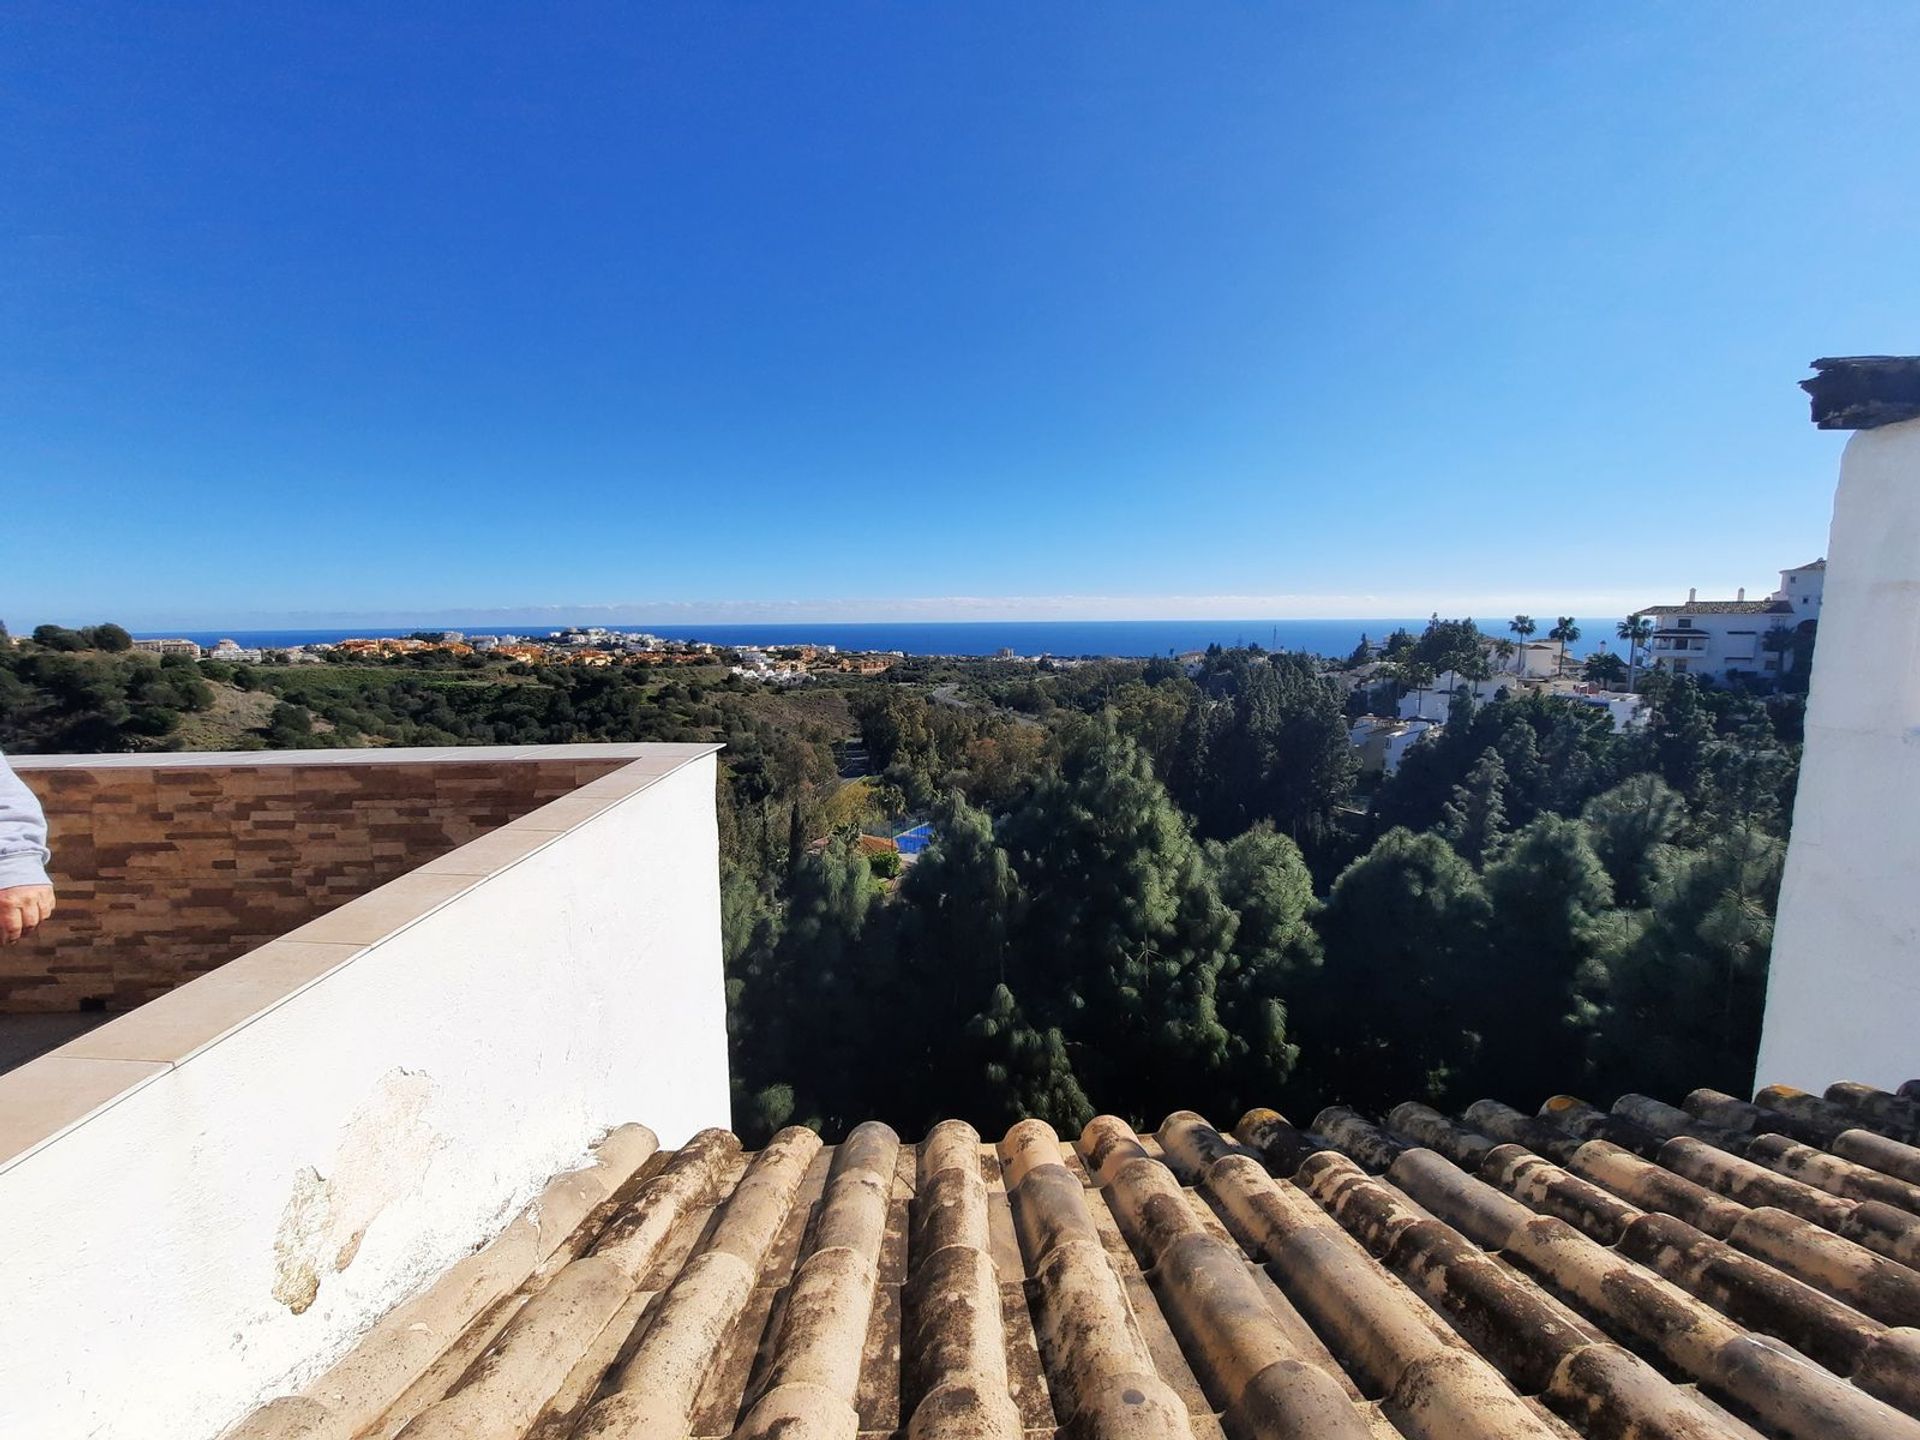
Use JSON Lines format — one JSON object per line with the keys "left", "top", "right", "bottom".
{"left": 1688, "top": 587, "right": 1697, "bottom": 603}
{"left": 1761, "top": 354, "right": 1920, "bottom": 1091}
{"left": 1738, "top": 587, "right": 1746, "bottom": 601}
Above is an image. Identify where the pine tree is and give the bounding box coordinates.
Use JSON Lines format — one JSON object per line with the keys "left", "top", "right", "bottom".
{"left": 1208, "top": 826, "right": 1319, "bottom": 1110}
{"left": 1000, "top": 719, "right": 1237, "bottom": 1122}
{"left": 1438, "top": 749, "right": 1510, "bottom": 864}
{"left": 1581, "top": 773, "right": 1684, "bottom": 907}
{"left": 732, "top": 831, "right": 879, "bottom": 1142}
{"left": 1587, "top": 825, "right": 1783, "bottom": 1099}
{"left": 965, "top": 984, "right": 1093, "bottom": 1132}
{"left": 1306, "top": 828, "right": 1492, "bottom": 1109}
{"left": 1478, "top": 815, "right": 1620, "bottom": 1104}
{"left": 785, "top": 800, "right": 807, "bottom": 886}
{"left": 893, "top": 792, "right": 1024, "bottom": 1124}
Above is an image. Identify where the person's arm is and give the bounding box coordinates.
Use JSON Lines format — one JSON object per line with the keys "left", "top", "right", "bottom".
{"left": 0, "top": 754, "right": 55, "bottom": 944}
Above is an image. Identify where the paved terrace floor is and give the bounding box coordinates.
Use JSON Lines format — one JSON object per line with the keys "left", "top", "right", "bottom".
{"left": 233, "top": 1078, "right": 1920, "bottom": 1440}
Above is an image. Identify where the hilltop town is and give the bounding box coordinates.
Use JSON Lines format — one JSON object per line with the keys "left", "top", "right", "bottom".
{"left": 127, "top": 625, "right": 901, "bottom": 681}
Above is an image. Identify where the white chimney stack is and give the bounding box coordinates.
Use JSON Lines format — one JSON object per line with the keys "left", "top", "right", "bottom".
{"left": 1738, "top": 587, "right": 1746, "bottom": 601}
{"left": 1761, "top": 353, "right": 1920, "bottom": 1090}
{"left": 1688, "top": 586, "right": 1697, "bottom": 603}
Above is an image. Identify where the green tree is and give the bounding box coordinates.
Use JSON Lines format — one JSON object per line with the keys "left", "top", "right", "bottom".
{"left": 83, "top": 623, "right": 134, "bottom": 652}
{"left": 1549, "top": 616, "right": 1581, "bottom": 676}
{"left": 1001, "top": 720, "right": 1237, "bottom": 1122}
{"left": 1580, "top": 773, "right": 1684, "bottom": 907}
{"left": 1477, "top": 815, "right": 1620, "bottom": 1103}
{"left": 1437, "top": 749, "right": 1510, "bottom": 864}
{"left": 732, "top": 831, "right": 879, "bottom": 1138}
{"left": 265, "top": 702, "right": 314, "bottom": 746}
{"left": 31, "top": 625, "right": 87, "bottom": 652}
{"left": 1646, "top": 674, "right": 1716, "bottom": 805}
{"left": 1396, "top": 658, "right": 1436, "bottom": 719}
{"left": 1413, "top": 617, "right": 1486, "bottom": 684}
{"left": 1208, "top": 826, "right": 1319, "bottom": 1109}
{"left": 1617, "top": 614, "right": 1653, "bottom": 692}
{"left": 1306, "top": 829, "right": 1492, "bottom": 1109}
{"left": 893, "top": 794, "right": 1026, "bottom": 1120}
{"left": 1168, "top": 652, "right": 1356, "bottom": 847}
{"left": 1587, "top": 826, "right": 1784, "bottom": 1098}
{"left": 1509, "top": 614, "right": 1536, "bottom": 664}
{"left": 785, "top": 800, "right": 808, "bottom": 884}
{"left": 1584, "top": 651, "right": 1628, "bottom": 688}
{"left": 1760, "top": 624, "right": 1802, "bottom": 688}
{"left": 965, "top": 984, "right": 1093, "bottom": 1131}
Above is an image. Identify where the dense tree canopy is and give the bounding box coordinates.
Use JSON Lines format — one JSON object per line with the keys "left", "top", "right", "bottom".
{"left": 4, "top": 625, "right": 1809, "bottom": 1143}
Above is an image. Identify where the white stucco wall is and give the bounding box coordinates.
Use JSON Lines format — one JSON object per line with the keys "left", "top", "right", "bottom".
{"left": 1758, "top": 418, "right": 1920, "bottom": 1092}
{"left": 0, "top": 753, "right": 729, "bottom": 1440}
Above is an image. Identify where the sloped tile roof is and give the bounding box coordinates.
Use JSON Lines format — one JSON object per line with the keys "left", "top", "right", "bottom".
{"left": 230, "top": 1079, "right": 1920, "bottom": 1440}
{"left": 1636, "top": 601, "right": 1796, "bottom": 616}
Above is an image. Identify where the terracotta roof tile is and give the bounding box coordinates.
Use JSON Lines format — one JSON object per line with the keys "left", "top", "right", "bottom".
{"left": 231, "top": 1080, "right": 1920, "bottom": 1440}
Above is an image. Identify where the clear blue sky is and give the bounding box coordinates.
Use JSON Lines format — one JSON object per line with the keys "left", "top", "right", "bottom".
{"left": 4, "top": 3, "right": 1916, "bottom": 629}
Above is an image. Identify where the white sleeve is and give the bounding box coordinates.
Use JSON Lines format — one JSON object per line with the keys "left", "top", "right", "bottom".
{"left": 0, "top": 754, "right": 52, "bottom": 888}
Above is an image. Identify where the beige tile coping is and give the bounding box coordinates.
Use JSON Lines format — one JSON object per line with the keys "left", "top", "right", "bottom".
{"left": 7, "top": 741, "right": 717, "bottom": 772}
{"left": 0, "top": 743, "right": 719, "bottom": 1175}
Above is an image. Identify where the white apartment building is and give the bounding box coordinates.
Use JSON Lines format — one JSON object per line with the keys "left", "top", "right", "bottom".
{"left": 1349, "top": 714, "right": 1438, "bottom": 775}
{"left": 1636, "top": 559, "right": 1824, "bottom": 684}
{"left": 132, "top": 638, "right": 203, "bottom": 659}
{"left": 1397, "top": 669, "right": 1516, "bottom": 722}
{"left": 1504, "top": 640, "right": 1561, "bottom": 678}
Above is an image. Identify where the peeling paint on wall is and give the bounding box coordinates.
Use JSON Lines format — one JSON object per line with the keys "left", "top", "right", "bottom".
{"left": 270, "top": 1069, "right": 445, "bottom": 1313}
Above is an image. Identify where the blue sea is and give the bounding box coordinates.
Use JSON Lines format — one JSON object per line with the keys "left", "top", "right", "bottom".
{"left": 141, "top": 619, "right": 1616, "bottom": 661}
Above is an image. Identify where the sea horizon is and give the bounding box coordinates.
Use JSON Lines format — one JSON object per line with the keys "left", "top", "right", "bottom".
{"left": 138, "top": 617, "right": 1620, "bottom": 660}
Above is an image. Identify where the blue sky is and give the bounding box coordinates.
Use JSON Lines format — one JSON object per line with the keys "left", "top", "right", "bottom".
{"left": 4, "top": 3, "right": 1916, "bottom": 629}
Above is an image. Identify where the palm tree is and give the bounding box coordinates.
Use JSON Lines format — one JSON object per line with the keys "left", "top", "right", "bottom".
{"left": 1549, "top": 616, "right": 1581, "bottom": 676}
{"left": 1398, "top": 659, "right": 1436, "bottom": 719}
{"left": 1508, "top": 615, "right": 1535, "bottom": 674}
{"left": 1617, "top": 614, "right": 1653, "bottom": 692}
{"left": 1761, "top": 624, "right": 1797, "bottom": 683}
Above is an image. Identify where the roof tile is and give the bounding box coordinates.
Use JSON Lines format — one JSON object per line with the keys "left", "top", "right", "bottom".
{"left": 232, "top": 1079, "right": 1920, "bottom": 1440}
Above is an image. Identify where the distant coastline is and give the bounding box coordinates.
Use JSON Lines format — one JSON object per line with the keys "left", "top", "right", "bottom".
{"left": 135, "top": 618, "right": 1617, "bottom": 660}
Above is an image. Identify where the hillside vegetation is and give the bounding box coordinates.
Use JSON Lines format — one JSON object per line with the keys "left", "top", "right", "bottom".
{"left": 1, "top": 622, "right": 1803, "bottom": 1143}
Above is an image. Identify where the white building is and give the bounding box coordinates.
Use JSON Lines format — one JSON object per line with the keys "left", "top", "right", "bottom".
{"left": 1550, "top": 682, "right": 1649, "bottom": 732}
{"left": 1775, "top": 558, "right": 1826, "bottom": 620}
{"left": 1350, "top": 714, "right": 1439, "bottom": 775}
{"left": 1635, "top": 561, "right": 1823, "bottom": 685}
{"left": 1503, "top": 640, "right": 1561, "bottom": 679}
{"left": 132, "top": 638, "right": 203, "bottom": 660}
{"left": 1397, "top": 670, "right": 1515, "bottom": 722}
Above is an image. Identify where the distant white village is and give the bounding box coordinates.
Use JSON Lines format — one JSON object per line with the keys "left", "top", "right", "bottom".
{"left": 1340, "top": 559, "right": 1824, "bottom": 776}
{"left": 125, "top": 560, "right": 1826, "bottom": 782}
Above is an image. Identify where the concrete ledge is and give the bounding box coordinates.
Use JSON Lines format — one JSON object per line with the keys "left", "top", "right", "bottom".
{"left": 6, "top": 742, "right": 715, "bottom": 771}
{"left": 6, "top": 744, "right": 719, "bottom": 1014}
{"left": 0, "top": 744, "right": 718, "bottom": 1174}
{"left": 0, "top": 743, "right": 730, "bottom": 1440}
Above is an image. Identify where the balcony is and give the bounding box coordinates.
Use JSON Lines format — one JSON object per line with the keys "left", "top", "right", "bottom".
{"left": 0, "top": 744, "right": 730, "bottom": 1439}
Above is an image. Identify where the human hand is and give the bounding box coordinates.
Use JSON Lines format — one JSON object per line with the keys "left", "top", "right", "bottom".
{"left": 0, "top": 884, "right": 55, "bottom": 944}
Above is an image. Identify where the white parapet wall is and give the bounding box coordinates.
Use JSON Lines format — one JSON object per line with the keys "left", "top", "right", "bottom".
{"left": 0, "top": 745, "right": 730, "bottom": 1440}
{"left": 1759, "top": 417, "right": 1920, "bottom": 1091}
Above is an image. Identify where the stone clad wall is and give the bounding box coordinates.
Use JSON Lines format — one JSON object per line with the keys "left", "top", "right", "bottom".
{"left": 3, "top": 756, "right": 629, "bottom": 1013}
